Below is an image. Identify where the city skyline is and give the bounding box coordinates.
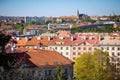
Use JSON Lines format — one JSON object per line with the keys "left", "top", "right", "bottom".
{"left": 0, "top": 0, "right": 120, "bottom": 17}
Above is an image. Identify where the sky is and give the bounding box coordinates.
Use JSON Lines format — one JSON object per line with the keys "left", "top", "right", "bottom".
{"left": 0, "top": 0, "right": 120, "bottom": 17}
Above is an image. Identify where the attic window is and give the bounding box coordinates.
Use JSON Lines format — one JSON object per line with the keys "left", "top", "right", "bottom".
{"left": 63, "top": 61, "right": 66, "bottom": 65}
{"left": 46, "top": 62, "right": 49, "bottom": 66}
{"left": 83, "top": 42, "right": 86, "bottom": 45}
{"left": 21, "top": 63, "right": 27, "bottom": 68}
{"left": 54, "top": 62, "right": 58, "bottom": 65}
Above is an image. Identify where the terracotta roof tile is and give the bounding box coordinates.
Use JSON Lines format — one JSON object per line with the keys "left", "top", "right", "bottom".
{"left": 15, "top": 48, "right": 74, "bottom": 67}
{"left": 17, "top": 38, "right": 27, "bottom": 46}
{"left": 25, "top": 36, "right": 38, "bottom": 46}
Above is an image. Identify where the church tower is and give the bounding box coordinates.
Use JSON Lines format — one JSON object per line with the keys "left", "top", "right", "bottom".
{"left": 77, "top": 10, "right": 80, "bottom": 19}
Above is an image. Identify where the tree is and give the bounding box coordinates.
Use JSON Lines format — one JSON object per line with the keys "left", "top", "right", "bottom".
{"left": 74, "top": 49, "right": 113, "bottom": 80}
{"left": 74, "top": 52, "right": 95, "bottom": 80}
{"left": 14, "top": 23, "right": 24, "bottom": 34}
{"left": 54, "top": 65, "right": 65, "bottom": 80}
{"left": 104, "top": 26, "right": 114, "bottom": 32}
{"left": 93, "top": 49, "right": 113, "bottom": 80}
{"left": 29, "top": 21, "right": 35, "bottom": 25}
{"left": 71, "top": 24, "right": 81, "bottom": 34}
{"left": 0, "top": 34, "right": 11, "bottom": 54}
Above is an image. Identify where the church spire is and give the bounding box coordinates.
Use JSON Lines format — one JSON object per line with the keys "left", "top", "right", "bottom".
{"left": 77, "top": 10, "right": 80, "bottom": 19}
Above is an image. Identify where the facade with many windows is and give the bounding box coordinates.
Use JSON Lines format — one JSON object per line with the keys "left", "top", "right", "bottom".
{"left": 99, "top": 36, "right": 120, "bottom": 79}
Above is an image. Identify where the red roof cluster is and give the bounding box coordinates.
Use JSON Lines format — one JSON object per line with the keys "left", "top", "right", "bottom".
{"left": 16, "top": 34, "right": 99, "bottom": 47}
{"left": 11, "top": 48, "right": 74, "bottom": 67}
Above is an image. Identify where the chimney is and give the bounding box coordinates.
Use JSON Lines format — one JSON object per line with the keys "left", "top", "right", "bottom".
{"left": 71, "top": 36, "right": 76, "bottom": 41}
{"left": 71, "top": 36, "right": 74, "bottom": 41}
{"left": 83, "top": 36, "right": 86, "bottom": 40}
{"left": 59, "top": 36, "right": 64, "bottom": 40}
{"left": 25, "top": 37, "right": 29, "bottom": 41}
{"left": 12, "top": 36, "right": 15, "bottom": 39}
{"left": 89, "top": 36, "right": 93, "bottom": 40}
{"left": 34, "top": 46, "right": 37, "bottom": 49}
{"left": 16, "top": 37, "right": 20, "bottom": 40}
{"left": 11, "top": 47, "right": 16, "bottom": 52}
{"left": 48, "top": 37, "right": 51, "bottom": 40}
{"left": 37, "top": 36, "right": 41, "bottom": 40}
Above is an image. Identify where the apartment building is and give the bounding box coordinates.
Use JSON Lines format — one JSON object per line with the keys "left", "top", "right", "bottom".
{"left": 6, "top": 48, "right": 74, "bottom": 80}
{"left": 15, "top": 32, "right": 100, "bottom": 61}
{"left": 99, "top": 35, "right": 120, "bottom": 64}
{"left": 14, "top": 32, "right": 120, "bottom": 62}
{"left": 70, "top": 33, "right": 99, "bottom": 60}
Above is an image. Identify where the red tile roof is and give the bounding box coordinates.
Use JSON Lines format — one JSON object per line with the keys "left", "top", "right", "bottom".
{"left": 17, "top": 37, "right": 27, "bottom": 47}
{"left": 16, "top": 34, "right": 99, "bottom": 47}
{"left": 25, "top": 36, "right": 38, "bottom": 46}
{"left": 59, "top": 16, "right": 78, "bottom": 19}
{"left": 14, "top": 48, "right": 74, "bottom": 67}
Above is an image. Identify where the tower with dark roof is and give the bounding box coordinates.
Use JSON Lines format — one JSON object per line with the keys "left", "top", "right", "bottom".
{"left": 77, "top": 10, "right": 80, "bottom": 19}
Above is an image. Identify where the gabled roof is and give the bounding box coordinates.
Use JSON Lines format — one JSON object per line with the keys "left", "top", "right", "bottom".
{"left": 25, "top": 36, "right": 38, "bottom": 46}
{"left": 17, "top": 37, "right": 27, "bottom": 46}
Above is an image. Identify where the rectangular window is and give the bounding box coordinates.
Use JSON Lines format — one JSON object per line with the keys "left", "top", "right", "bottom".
{"left": 55, "top": 47, "right": 57, "bottom": 50}
{"left": 73, "top": 47, "right": 76, "bottom": 50}
{"left": 73, "top": 57, "right": 76, "bottom": 60}
{"left": 118, "top": 47, "right": 120, "bottom": 50}
{"left": 50, "top": 47, "right": 52, "bottom": 50}
{"left": 112, "top": 47, "right": 114, "bottom": 50}
{"left": 118, "top": 52, "right": 120, "bottom": 56}
{"left": 78, "top": 47, "right": 81, "bottom": 50}
{"left": 64, "top": 69, "right": 68, "bottom": 74}
{"left": 111, "top": 57, "right": 114, "bottom": 61}
{"left": 83, "top": 47, "right": 86, "bottom": 50}
{"left": 89, "top": 47, "right": 91, "bottom": 50}
{"left": 54, "top": 62, "right": 58, "bottom": 65}
{"left": 66, "top": 47, "right": 69, "bottom": 50}
{"left": 107, "top": 47, "right": 109, "bottom": 50}
{"left": 101, "top": 47, "right": 104, "bottom": 50}
{"left": 46, "top": 62, "right": 48, "bottom": 66}
{"left": 112, "top": 52, "right": 114, "bottom": 56}
{"left": 73, "top": 52, "right": 76, "bottom": 55}
{"left": 78, "top": 52, "right": 81, "bottom": 55}
{"left": 45, "top": 70, "right": 52, "bottom": 76}
{"left": 66, "top": 52, "right": 69, "bottom": 55}
{"left": 94, "top": 48, "right": 96, "bottom": 50}
{"left": 61, "top": 47, "right": 63, "bottom": 50}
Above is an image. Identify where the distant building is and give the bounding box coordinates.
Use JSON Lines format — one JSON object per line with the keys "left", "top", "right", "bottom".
{"left": 113, "top": 22, "right": 120, "bottom": 28}
{"left": 77, "top": 10, "right": 89, "bottom": 20}
{"left": 99, "top": 35, "right": 120, "bottom": 79}
{"left": 41, "top": 32, "right": 57, "bottom": 37}
{"left": 15, "top": 33, "right": 100, "bottom": 61}
{"left": 24, "top": 16, "right": 46, "bottom": 23}
{"left": 23, "top": 25, "right": 39, "bottom": 35}
{"left": 48, "top": 23, "right": 70, "bottom": 30}
{"left": 58, "top": 16, "right": 78, "bottom": 23}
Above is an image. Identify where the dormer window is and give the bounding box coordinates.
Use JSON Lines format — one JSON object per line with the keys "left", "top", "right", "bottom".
{"left": 63, "top": 61, "right": 66, "bottom": 65}
{"left": 54, "top": 62, "right": 58, "bottom": 65}
{"left": 21, "top": 63, "right": 27, "bottom": 68}
{"left": 46, "top": 62, "right": 49, "bottom": 66}
{"left": 83, "top": 42, "right": 86, "bottom": 45}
